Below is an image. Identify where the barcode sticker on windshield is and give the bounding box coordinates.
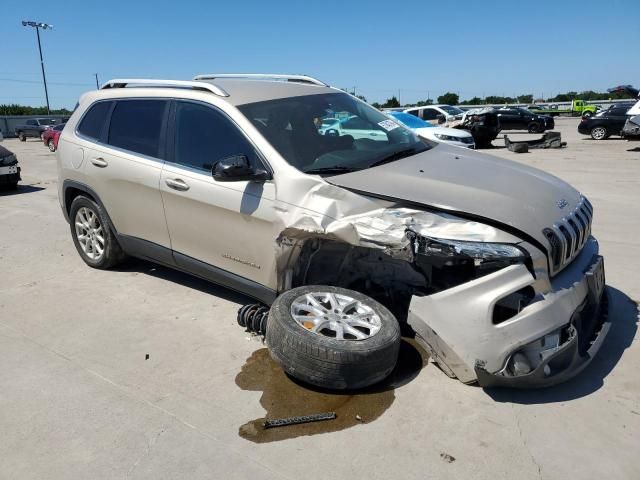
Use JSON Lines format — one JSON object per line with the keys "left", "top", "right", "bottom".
{"left": 378, "top": 120, "right": 399, "bottom": 131}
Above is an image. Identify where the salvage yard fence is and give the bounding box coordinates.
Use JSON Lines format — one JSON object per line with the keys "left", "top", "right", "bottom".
{"left": 0, "top": 115, "right": 70, "bottom": 138}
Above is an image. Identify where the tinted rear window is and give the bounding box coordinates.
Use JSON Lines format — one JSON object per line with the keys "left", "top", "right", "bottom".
{"left": 108, "top": 100, "right": 167, "bottom": 157}
{"left": 78, "top": 102, "right": 112, "bottom": 140}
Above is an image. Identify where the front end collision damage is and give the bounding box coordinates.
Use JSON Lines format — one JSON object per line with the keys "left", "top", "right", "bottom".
{"left": 266, "top": 174, "right": 609, "bottom": 387}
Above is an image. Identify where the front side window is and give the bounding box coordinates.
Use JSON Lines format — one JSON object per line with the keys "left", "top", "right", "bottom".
{"left": 78, "top": 101, "right": 112, "bottom": 140}
{"left": 239, "top": 92, "right": 428, "bottom": 175}
{"left": 173, "top": 101, "right": 259, "bottom": 172}
{"left": 108, "top": 100, "right": 167, "bottom": 157}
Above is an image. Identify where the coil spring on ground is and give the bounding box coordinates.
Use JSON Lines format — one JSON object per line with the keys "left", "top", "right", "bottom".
{"left": 237, "top": 304, "right": 269, "bottom": 335}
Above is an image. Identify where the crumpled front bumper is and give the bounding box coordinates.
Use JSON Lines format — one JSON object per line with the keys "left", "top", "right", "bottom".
{"left": 475, "top": 287, "right": 610, "bottom": 388}
{"left": 408, "top": 237, "right": 611, "bottom": 388}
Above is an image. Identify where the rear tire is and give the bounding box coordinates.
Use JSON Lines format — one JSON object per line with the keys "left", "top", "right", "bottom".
{"left": 18, "top": 132, "right": 26, "bottom": 142}
{"left": 591, "top": 126, "right": 607, "bottom": 140}
{"left": 69, "top": 195, "right": 126, "bottom": 269}
{"left": 47, "top": 139, "right": 56, "bottom": 152}
{"left": 266, "top": 285, "right": 401, "bottom": 390}
{"left": 527, "top": 122, "right": 541, "bottom": 133}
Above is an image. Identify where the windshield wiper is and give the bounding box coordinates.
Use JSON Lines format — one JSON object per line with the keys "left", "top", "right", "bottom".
{"left": 303, "top": 166, "right": 359, "bottom": 175}
{"left": 368, "top": 147, "right": 424, "bottom": 168}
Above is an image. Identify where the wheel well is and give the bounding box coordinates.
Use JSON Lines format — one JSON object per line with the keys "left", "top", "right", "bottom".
{"left": 64, "top": 186, "right": 96, "bottom": 216}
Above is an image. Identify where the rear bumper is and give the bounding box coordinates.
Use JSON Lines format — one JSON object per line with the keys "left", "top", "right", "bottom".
{"left": 577, "top": 124, "right": 591, "bottom": 135}
{"left": 0, "top": 165, "right": 20, "bottom": 184}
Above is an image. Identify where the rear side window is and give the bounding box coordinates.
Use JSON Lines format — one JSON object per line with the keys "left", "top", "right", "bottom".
{"left": 78, "top": 101, "right": 112, "bottom": 140}
{"left": 421, "top": 109, "right": 439, "bottom": 120}
{"left": 108, "top": 100, "right": 167, "bottom": 158}
{"left": 173, "top": 101, "right": 259, "bottom": 172}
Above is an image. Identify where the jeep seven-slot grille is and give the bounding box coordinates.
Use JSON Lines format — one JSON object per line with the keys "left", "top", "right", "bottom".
{"left": 543, "top": 197, "right": 593, "bottom": 275}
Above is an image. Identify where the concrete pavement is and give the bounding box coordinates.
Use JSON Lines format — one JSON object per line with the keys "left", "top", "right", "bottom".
{"left": 0, "top": 118, "right": 638, "bottom": 479}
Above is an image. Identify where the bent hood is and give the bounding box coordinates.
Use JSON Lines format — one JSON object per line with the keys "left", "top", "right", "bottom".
{"left": 327, "top": 143, "right": 582, "bottom": 247}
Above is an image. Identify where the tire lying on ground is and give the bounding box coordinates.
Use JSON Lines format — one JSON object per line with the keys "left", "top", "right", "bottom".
{"left": 266, "top": 285, "right": 401, "bottom": 390}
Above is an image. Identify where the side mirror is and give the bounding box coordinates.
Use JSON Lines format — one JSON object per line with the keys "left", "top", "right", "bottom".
{"left": 212, "top": 155, "right": 270, "bottom": 182}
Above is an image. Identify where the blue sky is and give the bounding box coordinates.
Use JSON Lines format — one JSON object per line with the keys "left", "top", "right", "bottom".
{"left": 3, "top": 0, "right": 639, "bottom": 109}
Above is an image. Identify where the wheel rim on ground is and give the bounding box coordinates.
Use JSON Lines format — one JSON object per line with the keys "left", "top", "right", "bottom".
{"left": 74, "top": 206, "right": 105, "bottom": 261}
{"left": 592, "top": 127, "right": 606, "bottom": 140}
{"left": 290, "top": 292, "right": 382, "bottom": 340}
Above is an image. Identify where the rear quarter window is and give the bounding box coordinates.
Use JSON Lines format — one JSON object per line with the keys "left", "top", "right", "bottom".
{"left": 107, "top": 100, "right": 167, "bottom": 158}
{"left": 78, "top": 101, "right": 113, "bottom": 140}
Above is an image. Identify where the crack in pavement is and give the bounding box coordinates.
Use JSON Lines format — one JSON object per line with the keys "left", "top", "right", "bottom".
{"left": 512, "top": 403, "right": 543, "bottom": 480}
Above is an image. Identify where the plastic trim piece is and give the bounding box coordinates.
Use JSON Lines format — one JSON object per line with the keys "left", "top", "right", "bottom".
{"left": 193, "top": 73, "right": 328, "bottom": 87}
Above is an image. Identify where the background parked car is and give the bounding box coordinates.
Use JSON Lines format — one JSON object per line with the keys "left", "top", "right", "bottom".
{"left": 577, "top": 104, "right": 631, "bottom": 140}
{"left": 319, "top": 115, "right": 390, "bottom": 141}
{"left": 15, "top": 118, "right": 59, "bottom": 141}
{"left": 42, "top": 124, "right": 65, "bottom": 152}
{"left": 386, "top": 111, "right": 475, "bottom": 148}
{"left": 496, "top": 107, "right": 553, "bottom": 133}
{"left": 403, "top": 104, "right": 465, "bottom": 124}
{"left": 0, "top": 144, "right": 20, "bottom": 190}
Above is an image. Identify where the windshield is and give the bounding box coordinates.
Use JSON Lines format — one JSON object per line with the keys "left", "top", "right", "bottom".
{"left": 439, "top": 105, "right": 464, "bottom": 115}
{"left": 389, "top": 112, "right": 432, "bottom": 129}
{"left": 239, "top": 92, "right": 429, "bottom": 175}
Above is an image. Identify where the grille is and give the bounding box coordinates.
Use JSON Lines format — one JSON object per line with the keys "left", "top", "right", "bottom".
{"left": 543, "top": 197, "right": 593, "bottom": 275}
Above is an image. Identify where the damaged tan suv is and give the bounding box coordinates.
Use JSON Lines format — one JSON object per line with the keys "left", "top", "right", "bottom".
{"left": 57, "top": 74, "right": 609, "bottom": 389}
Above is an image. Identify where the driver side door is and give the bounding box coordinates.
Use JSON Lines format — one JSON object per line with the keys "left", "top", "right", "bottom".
{"left": 159, "top": 100, "right": 278, "bottom": 293}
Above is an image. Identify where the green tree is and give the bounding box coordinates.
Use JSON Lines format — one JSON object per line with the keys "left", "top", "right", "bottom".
{"left": 437, "top": 92, "right": 459, "bottom": 105}
{"left": 382, "top": 96, "right": 401, "bottom": 108}
{"left": 355, "top": 94, "right": 368, "bottom": 103}
{"left": 517, "top": 94, "right": 533, "bottom": 103}
{"left": 462, "top": 96, "right": 484, "bottom": 105}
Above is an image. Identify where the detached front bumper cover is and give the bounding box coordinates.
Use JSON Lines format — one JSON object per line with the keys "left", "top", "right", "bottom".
{"left": 476, "top": 288, "right": 611, "bottom": 388}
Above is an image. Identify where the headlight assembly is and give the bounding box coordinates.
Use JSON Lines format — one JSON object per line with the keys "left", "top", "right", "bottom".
{"left": 434, "top": 133, "right": 461, "bottom": 142}
{"left": 413, "top": 235, "right": 528, "bottom": 292}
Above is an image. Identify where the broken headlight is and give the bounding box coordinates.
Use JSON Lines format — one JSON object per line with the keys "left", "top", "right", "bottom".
{"left": 414, "top": 236, "right": 528, "bottom": 292}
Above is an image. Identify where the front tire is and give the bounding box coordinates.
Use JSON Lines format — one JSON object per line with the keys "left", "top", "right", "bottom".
{"left": 591, "top": 126, "right": 607, "bottom": 140}
{"left": 69, "top": 196, "right": 125, "bottom": 269}
{"left": 266, "top": 285, "right": 401, "bottom": 390}
{"left": 18, "top": 132, "right": 26, "bottom": 142}
{"left": 47, "top": 139, "right": 56, "bottom": 152}
{"left": 582, "top": 111, "right": 594, "bottom": 118}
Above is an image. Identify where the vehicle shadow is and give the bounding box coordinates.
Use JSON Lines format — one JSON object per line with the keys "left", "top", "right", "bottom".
{"left": 0, "top": 184, "right": 46, "bottom": 196}
{"left": 111, "top": 258, "right": 254, "bottom": 305}
{"left": 485, "top": 286, "right": 637, "bottom": 404}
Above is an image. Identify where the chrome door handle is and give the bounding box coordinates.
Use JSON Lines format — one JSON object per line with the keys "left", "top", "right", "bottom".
{"left": 165, "top": 178, "right": 190, "bottom": 191}
{"left": 91, "top": 157, "right": 108, "bottom": 168}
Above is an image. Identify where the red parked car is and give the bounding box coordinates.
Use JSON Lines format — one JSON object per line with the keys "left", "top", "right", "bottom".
{"left": 42, "top": 124, "right": 65, "bottom": 152}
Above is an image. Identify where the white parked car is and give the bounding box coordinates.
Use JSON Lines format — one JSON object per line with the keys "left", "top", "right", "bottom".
{"left": 386, "top": 111, "right": 474, "bottom": 148}
{"left": 319, "top": 115, "right": 389, "bottom": 141}
{"left": 403, "top": 104, "right": 465, "bottom": 124}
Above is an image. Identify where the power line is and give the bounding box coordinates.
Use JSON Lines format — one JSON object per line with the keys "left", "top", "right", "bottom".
{"left": 0, "top": 77, "right": 94, "bottom": 87}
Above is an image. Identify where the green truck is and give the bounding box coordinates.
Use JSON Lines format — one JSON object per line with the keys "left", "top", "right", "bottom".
{"left": 529, "top": 100, "right": 599, "bottom": 117}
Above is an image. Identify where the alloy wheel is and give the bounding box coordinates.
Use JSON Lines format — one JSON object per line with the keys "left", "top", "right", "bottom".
{"left": 74, "top": 207, "right": 105, "bottom": 260}
{"left": 290, "top": 292, "right": 382, "bottom": 340}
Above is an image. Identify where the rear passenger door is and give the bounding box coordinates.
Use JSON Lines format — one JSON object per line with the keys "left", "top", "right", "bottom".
{"left": 159, "top": 100, "right": 277, "bottom": 289}
{"left": 81, "top": 99, "right": 172, "bottom": 257}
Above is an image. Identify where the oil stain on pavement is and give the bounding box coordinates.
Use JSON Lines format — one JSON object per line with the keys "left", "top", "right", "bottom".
{"left": 236, "top": 339, "right": 428, "bottom": 443}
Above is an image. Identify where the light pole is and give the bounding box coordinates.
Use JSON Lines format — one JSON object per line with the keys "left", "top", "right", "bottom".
{"left": 21, "top": 21, "right": 53, "bottom": 114}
